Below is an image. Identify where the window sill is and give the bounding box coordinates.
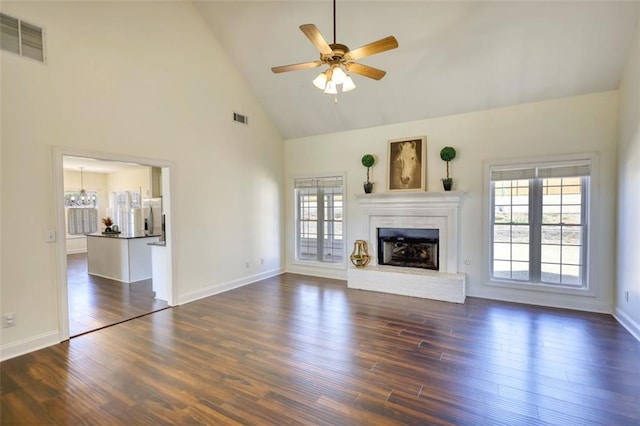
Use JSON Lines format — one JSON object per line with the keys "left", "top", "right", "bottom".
{"left": 485, "top": 278, "right": 596, "bottom": 297}
{"left": 66, "top": 235, "right": 88, "bottom": 240}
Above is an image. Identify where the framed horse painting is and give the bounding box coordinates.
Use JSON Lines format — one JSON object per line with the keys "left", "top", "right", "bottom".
{"left": 387, "top": 136, "right": 426, "bottom": 192}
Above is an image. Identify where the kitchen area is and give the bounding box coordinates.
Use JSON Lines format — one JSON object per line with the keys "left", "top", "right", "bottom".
{"left": 86, "top": 191, "right": 164, "bottom": 282}
{"left": 64, "top": 157, "right": 170, "bottom": 336}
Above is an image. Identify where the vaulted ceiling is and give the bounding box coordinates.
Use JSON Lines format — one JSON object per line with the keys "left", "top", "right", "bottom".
{"left": 193, "top": 1, "right": 639, "bottom": 140}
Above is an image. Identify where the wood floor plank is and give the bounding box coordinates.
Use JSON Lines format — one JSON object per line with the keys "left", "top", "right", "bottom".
{"left": 67, "top": 253, "right": 168, "bottom": 337}
{"left": 2, "top": 273, "right": 639, "bottom": 424}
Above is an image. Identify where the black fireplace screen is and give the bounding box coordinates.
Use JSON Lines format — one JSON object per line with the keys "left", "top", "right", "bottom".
{"left": 377, "top": 228, "right": 439, "bottom": 271}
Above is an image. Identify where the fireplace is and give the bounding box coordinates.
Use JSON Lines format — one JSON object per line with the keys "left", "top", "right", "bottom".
{"left": 348, "top": 192, "right": 466, "bottom": 303}
{"left": 378, "top": 228, "right": 439, "bottom": 270}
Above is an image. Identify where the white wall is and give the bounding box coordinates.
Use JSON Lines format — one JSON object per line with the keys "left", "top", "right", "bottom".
{"left": 616, "top": 17, "right": 640, "bottom": 340}
{"left": 107, "top": 167, "right": 150, "bottom": 198}
{"left": 285, "top": 92, "right": 618, "bottom": 313}
{"left": 0, "top": 1, "right": 284, "bottom": 359}
{"left": 63, "top": 170, "right": 109, "bottom": 253}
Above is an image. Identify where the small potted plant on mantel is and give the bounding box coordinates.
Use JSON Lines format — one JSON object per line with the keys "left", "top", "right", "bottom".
{"left": 440, "top": 146, "right": 457, "bottom": 191}
{"left": 361, "top": 154, "right": 376, "bottom": 194}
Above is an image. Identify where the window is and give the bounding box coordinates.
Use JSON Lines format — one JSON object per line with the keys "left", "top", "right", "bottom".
{"left": 65, "top": 191, "right": 99, "bottom": 235}
{"left": 294, "top": 176, "right": 344, "bottom": 264}
{"left": 1, "top": 13, "right": 45, "bottom": 62}
{"left": 490, "top": 161, "right": 590, "bottom": 288}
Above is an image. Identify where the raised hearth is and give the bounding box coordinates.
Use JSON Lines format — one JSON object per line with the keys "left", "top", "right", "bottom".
{"left": 348, "top": 192, "right": 466, "bottom": 303}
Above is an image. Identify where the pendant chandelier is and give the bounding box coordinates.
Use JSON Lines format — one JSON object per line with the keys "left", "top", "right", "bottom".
{"left": 68, "top": 167, "right": 96, "bottom": 207}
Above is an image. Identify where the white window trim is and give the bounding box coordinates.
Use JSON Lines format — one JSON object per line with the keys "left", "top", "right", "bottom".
{"left": 291, "top": 172, "right": 347, "bottom": 269}
{"left": 482, "top": 152, "right": 600, "bottom": 298}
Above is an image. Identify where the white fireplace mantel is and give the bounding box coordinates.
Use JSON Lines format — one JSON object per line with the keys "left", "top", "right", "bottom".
{"left": 349, "top": 191, "right": 466, "bottom": 303}
{"left": 354, "top": 191, "right": 464, "bottom": 212}
{"left": 354, "top": 191, "right": 464, "bottom": 274}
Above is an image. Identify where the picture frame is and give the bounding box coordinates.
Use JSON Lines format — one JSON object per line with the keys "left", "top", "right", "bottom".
{"left": 387, "top": 136, "right": 426, "bottom": 191}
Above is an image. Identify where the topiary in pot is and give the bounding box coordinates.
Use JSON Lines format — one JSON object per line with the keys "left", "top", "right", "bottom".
{"left": 361, "top": 154, "right": 376, "bottom": 193}
{"left": 440, "top": 146, "right": 457, "bottom": 191}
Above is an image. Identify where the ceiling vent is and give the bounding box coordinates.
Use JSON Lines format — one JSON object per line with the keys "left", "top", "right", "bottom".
{"left": 0, "top": 13, "right": 45, "bottom": 62}
{"left": 233, "top": 112, "right": 248, "bottom": 125}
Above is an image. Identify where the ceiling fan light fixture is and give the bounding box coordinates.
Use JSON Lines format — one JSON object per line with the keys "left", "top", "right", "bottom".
{"left": 324, "top": 80, "right": 338, "bottom": 95}
{"left": 272, "top": 0, "right": 398, "bottom": 98}
{"left": 342, "top": 75, "right": 356, "bottom": 92}
{"left": 313, "top": 72, "right": 328, "bottom": 90}
{"left": 331, "top": 66, "right": 347, "bottom": 85}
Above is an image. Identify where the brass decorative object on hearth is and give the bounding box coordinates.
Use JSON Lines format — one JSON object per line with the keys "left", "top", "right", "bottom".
{"left": 350, "top": 240, "right": 371, "bottom": 268}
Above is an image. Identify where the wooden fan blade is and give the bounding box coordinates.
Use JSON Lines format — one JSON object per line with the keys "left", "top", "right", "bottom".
{"left": 346, "top": 36, "right": 398, "bottom": 61}
{"left": 271, "top": 61, "right": 323, "bottom": 74}
{"left": 345, "top": 62, "right": 387, "bottom": 80}
{"left": 300, "top": 24, "right": 333, "bottom": 55}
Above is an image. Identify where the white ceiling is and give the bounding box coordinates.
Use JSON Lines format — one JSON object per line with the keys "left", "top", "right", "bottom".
{"left": 193, "top": 1, "right": 640, "bottom": 140}
{"left": 63, "top": 156, "right": 149, "bottom": 174}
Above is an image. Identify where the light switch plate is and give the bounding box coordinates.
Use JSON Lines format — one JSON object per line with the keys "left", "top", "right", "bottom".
{"left": 45, "top": 229, "right": 56, "bottom": 243}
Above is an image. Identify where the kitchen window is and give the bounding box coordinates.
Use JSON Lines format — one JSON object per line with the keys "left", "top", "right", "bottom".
{"left": 294, "top": 176, "right": 344, "bottom": 264}
{"left": 65, "top": 190, "right": 99, "bottom": 235}
{"left": 489, "top": 160, "right": 590, "bottom": 289}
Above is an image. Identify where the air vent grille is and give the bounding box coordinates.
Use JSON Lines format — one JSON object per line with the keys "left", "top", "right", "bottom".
{"left": 0, "top": 13, "right": 44, "bottom": 62}
{"left": 233, "top": 112, "right": 248, "bottom": 125}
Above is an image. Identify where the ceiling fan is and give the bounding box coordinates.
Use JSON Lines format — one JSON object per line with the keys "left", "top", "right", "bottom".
{"left": 271, "top": 0, "right": 398, "bottom": 95}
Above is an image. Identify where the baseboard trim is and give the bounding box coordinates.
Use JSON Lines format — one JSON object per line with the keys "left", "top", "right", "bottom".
{"left": 285, "top": 265, "right": 347, "bottom": 281}
{"left": 0, "top": 330, "right": 61, "bottom": 362}
{"left": 177, "top": 268, "right": 285, "bottom": 306}
{"left": 467, "top": 286, "right": 612, "bottom": 315}
{"left": 613, "top": 306, "right": 640, "bottom": 342}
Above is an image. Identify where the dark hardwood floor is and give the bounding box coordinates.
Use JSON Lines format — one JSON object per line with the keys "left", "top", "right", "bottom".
{"left": 2, "top": 273, "right": 639, "bottom": 425}
{"left": 67, "top": 253, "right": 168, "bottom": 337}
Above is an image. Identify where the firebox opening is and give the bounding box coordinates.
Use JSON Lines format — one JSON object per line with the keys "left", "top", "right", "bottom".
{"left": 377, "top": 228, "right": 439, "bottom": 271}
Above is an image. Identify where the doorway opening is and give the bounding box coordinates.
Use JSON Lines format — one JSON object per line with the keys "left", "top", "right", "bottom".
{"left": 54, "top": 149, "right": 174, "bottom": 339}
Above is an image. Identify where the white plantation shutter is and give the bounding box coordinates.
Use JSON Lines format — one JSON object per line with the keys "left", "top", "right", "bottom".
{"left": 294, "top": 176, "right": 343, "bottom": 189}
{"left": 491, "top": 161, "right": 591, "bottom": 181}
{"left": 294, "top": 175, "right": 344, "bottom": 264}
{"left": 68, "top": 208, "right": 98, "bottom": 235}
{"left": 489, "top": 157, "right": 591, "bottom": 288}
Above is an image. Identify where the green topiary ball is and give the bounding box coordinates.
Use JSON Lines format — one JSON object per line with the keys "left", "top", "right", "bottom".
{"left": 361, "top": 154, "right": 375, "bottom": 168}
{"left": 440, "top": 147, "right": 456, "bottom": 162}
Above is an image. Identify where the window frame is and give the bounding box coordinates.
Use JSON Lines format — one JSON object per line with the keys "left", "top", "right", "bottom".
{"left": 483, "top": 154, "right": 598, "bottom": 297}
{"left": 292, "top": 173, "right": 346, "bottom": 269}
{"left": 65, "top": 190, "right": 99, "bottom": 237}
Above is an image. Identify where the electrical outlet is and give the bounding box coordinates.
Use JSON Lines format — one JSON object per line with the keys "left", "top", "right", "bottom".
{"left": 245, "top": 261, "right": 250, "bottom": 268}
{"left": 625, "top": 291, "right": 629, "bottom": 302}
{"left": 3, "top": 313, "right": 16, "bottom": 328}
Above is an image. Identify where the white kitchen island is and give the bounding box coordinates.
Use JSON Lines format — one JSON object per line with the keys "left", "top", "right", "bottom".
{"left": 87, "top": 233, "right": 160, "bottom": 283}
